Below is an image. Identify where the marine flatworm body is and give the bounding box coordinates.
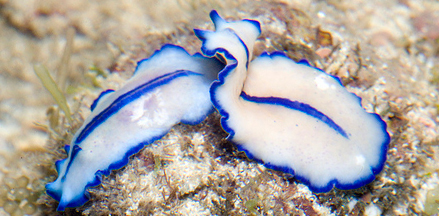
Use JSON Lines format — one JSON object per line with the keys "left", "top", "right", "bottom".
{"left": 46, "top": 45, "right": 223, "bottom": 211}
{"left": 46, "top": 10, "right": 391, "bottom": 211}
{"left": 195, "top": 11, "right": 390, "bottom": 192}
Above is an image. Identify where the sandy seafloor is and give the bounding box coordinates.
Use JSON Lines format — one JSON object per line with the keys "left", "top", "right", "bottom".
{"left": 0, "top": 0, "right": 438, "bottom": 215}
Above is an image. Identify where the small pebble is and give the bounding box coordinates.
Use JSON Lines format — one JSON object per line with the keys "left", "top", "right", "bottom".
{"left": 11, "top": 208, "right": 24, "bottom": 216}
{"left": 22, "top": 203, "right": 37, "bottom": 215}
{"left": 3, "top": 177, "right": 17, "bottom": 189}
{"left": 26, "top": 192, "right": 39, "bottom": 203}
{"left": 16, "top": 176, "right": 29, "bottom": 188}
{"left": 14, "top": 188, "right": 30, "bottom": 200}
{"left": 315, "top": 47, "right": 332, "bottom": 59}
{"left": 3, "top": 200, "right": 19, "bottom": 214}
{"left": 0, "top": 197, "right": 6, "bottom": 207}
{"left": 0, "top": 185, "right": 10, "bottom": 197}
{"left": 31, "top": 179, "right": 44, "bottom": 191}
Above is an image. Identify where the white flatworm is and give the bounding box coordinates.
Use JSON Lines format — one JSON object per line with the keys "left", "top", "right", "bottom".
{"left": 195, "top": 11, "right": 390, "bottom": 192}
{"left": 45, "top": 44, "right": 224, "bottom": 211}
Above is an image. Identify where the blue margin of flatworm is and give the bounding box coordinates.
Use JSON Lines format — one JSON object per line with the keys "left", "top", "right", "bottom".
{"left": 134, "top": 44, "right": 195, "bottom": 74}
{"left": 47, "top": 44, "right": 224, "bottom": 210}
{"left": 90, "top": 89, "right": 115, "bottom": 111}
{"left": 209, "top": 10, "right": 262, "bottom": 36}
{"left": 199, "top": 11, "right": 390, "bottom": 193}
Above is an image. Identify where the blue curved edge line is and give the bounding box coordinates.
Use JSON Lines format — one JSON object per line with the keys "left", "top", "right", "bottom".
{"left": 208, "top": 46, "right": 391, "bottom": 192}
{"left": 62, "top": 145, "right": 82, "bottom": 181}
{"left": 194, "top": 28, "right": 250, "bottom": 68}
{"left": 239, "top": 136, "right": 387, "bottom": 193}
{"left": 259, "top": 51, "right": 287, "bottom": 58}
{"left": 243, "top": 19, "right": 262, "bottom": 35}
{"left": 195, "top": 10, "right": 261, "bottom": 68}
{"left": 370, "top": 113, "right": 390, "bottom": 176}
{"left": 53, "top": 145, "right": 70, "bottom": 174}
{"left": 193, "top": 29, "right": 236, "bottom": 62}
{"left": 259, "top": 51, "right": 344, "bottom": 86}
{"left": 239, "top": 91, "right": 349, "bottom": 138}
{"left": 209, "top": 63, "right": 238, "bottom": 140}
{"left": 64, "top": 145, "right": 70, "bottom": 154}
{"left": 75, "top": 70, "right": 203, "bottom": 144}
{"left": 297, "top": 59, "right": 311, "bottom": 66}
{"left": 90, "top": 89, "right": 115, "bottom": 111}
{"left": 134, "top": 44, "right": 194, "bottom": 74}
{"left": 267, "top": 54, "right": 368, "bottom": 108}
{"left": 54, "top": 159, "right": 66, "bottom": 174}
{"left": 209, "top": 10, "right": 261, "bottom": 36}
{"left": 45, "top": 185, "right": 62, "bottom": 205}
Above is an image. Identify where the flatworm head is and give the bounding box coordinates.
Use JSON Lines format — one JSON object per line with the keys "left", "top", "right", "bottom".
{"left": 198, "top": 11, "right": 390, "bottom": 192}
{"left": 46, "top": 45, "right": 224, "bottom": 210}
